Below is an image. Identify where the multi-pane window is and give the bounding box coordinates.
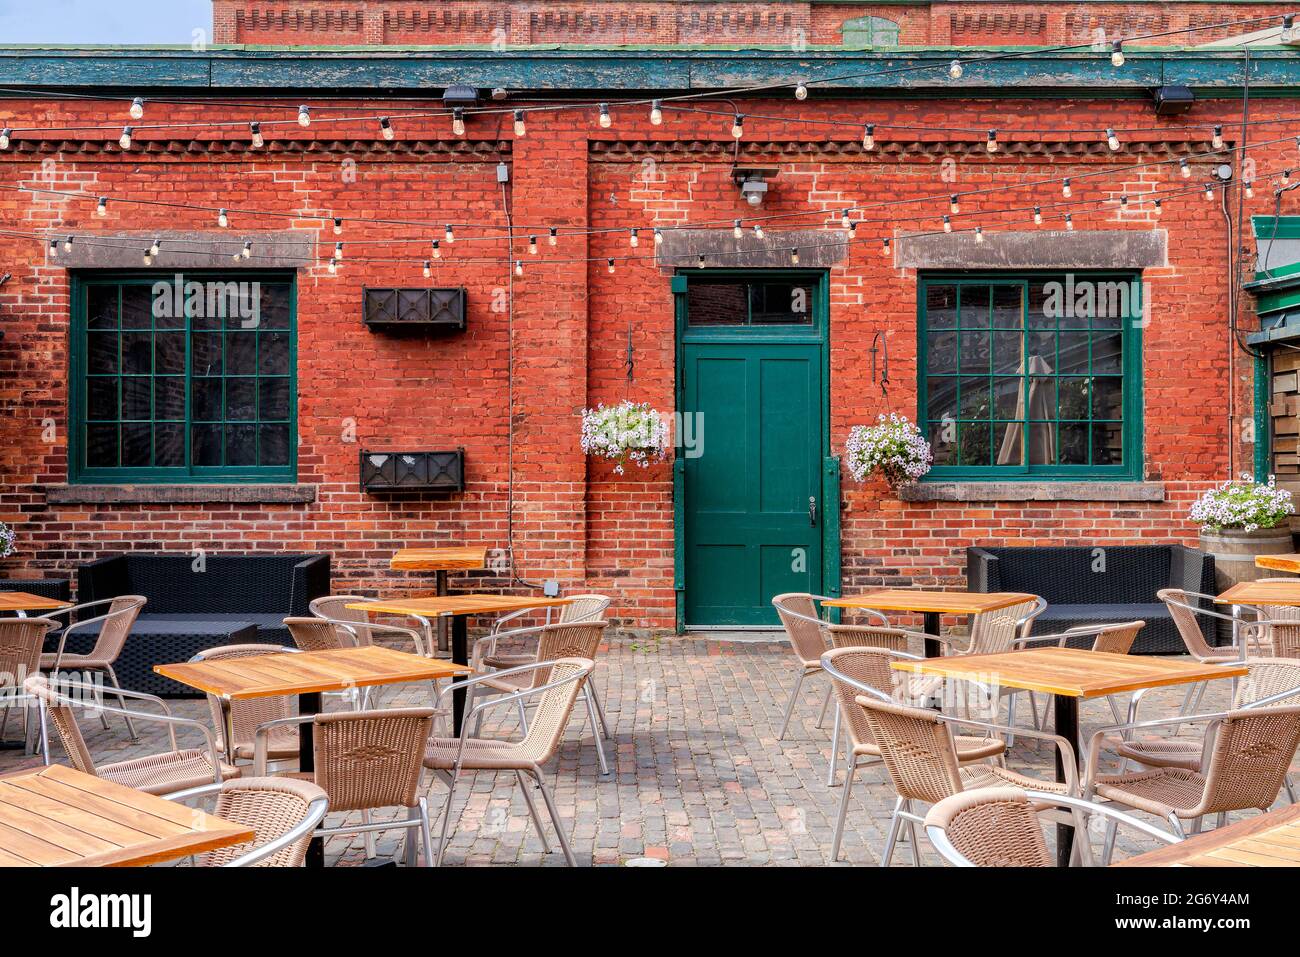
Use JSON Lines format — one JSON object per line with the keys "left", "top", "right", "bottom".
{"left": 687, "top": 277, "right": 816, "bottom": 326}
{"left": 72, "top": 274, "right": 296, "bottom": 483}
{"left": 918, "top": 273, "right": 1141, "bottom": 479}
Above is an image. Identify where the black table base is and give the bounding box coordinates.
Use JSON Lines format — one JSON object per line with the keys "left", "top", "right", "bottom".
{"left": 451, "top": 614, "right": 468, "bottom": 734}
{"left": 298, "top": 690, "right": 323, "bottom": 868}
{"left": 1053, "top": 694, "right": 1080, "bottom": 867}
{"left": 923, "top": 612, "right": 942, "bottom": 659}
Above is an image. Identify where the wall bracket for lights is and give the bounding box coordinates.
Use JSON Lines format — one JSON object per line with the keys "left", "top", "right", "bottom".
{"left": 870, "top": 331, "right": 890, "bottom": 396}
{"left": 731, "top": 166, "right": 779, "bottom": 207}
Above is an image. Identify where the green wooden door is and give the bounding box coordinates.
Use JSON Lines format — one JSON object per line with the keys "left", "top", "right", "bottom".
{"left": 682, "top": 342, "right": 824, "bottom": 626}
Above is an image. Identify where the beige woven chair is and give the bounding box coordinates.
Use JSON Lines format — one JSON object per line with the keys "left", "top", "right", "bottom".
{"left": 40, "top": 596, "right": 146, "bottom": 740}
{"left": 192, "top": 644, "right": 300, "bottom": 767}
{"left": 309, "top": 595, "right": 432, "bottom": 656}
{"left": 172, "top": 777, "right": 330, "bottom": 867}
{"left": 1017, "top": 621, "right": 1146, "bottom": 730}
{"left": 924, "top": 788, "right": 1181, "bottom": 867}
{"left": 0, "top": 616, "right": 56, "bottom": 754}
{"left": 1249, "top": 581, "right": 1300, "bottom": 658}
{"left": 855, "top": 691, "right": 1077, "bottom": 866}
{"left": 25, "top": 674, "right": 238, "bottom": 797}
{"left": 1159, "top": 588, "right": 1267, "bottom": 717}
{"left": 821, "top": 647, "right": 1007, "bottom": 860}
{"left": 1084, "top": 700, "right": 1300, "bottom": 863}
{"left": 253, "top": 708, "right": 437, "bottom": 866}
{"left": 425, "top": 657, "right": 594, "bottom": 866}
{"left": 470, "top": 621, "right": 610, "bottom": 775}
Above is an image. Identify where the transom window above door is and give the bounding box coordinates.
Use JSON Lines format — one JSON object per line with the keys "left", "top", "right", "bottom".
{"left": 686, "top": 277, "right": 815, "bottom": 326}
{"left": 918, "top": 273, "right": 1143, "bottom": 480}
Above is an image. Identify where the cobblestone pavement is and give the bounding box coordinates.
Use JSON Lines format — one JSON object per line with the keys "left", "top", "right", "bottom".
{"left": 3, "top": 635, "right": 1284, "bottom": 867}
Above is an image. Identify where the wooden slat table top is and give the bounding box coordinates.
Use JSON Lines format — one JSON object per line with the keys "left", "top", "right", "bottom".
{"left": 1116, "top": 803, "right": 1300, "bottom": 867}
{"left": 1216, "top": 580, "right": 1300, "bottom": 607}
{"left": 390, "top": 547, "right": 490, "bottom": 571}
{"left": 350, "top": 593, "right": 573, "bottom": 619}
{"left": 1254, "top": 554, "right": 1300, "bottom": 575}
{"left": 891, "top": 646, "right": 1248, "bottom": 699}
{"left": 154, "top": 645, "right": 470, "bottom": 700}
{"left": 0, "top": 592, "right": 71, "bottom": 613}
{"left": 823, "top": 590, "right": 1039, "bottom": 616}
{"left": 0, "top": 764, "right": 253, "bottom": 867}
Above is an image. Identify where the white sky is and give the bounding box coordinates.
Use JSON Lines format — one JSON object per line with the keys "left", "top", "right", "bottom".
{"left": 0, "top": 0, "right": 212, "bottom": 44}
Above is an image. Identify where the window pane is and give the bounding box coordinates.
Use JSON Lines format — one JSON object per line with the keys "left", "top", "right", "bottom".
{"left": 1093, "top": 377, "right": 1123, "bottom": 420}
{"left": 1058, "top": 422, "right": 1089, "bottom": 465}
{"left": 1092, "top": 332, "right": 1122, "bottom": 374}
{"left": 993, "top": 422, "right": 1023, "bottom": 466}
{"left": 155, "top": 423, "right": 184, "bottom": 467}
{"left": 259, "top": 378, "right": 291, "bottom": 421}
{"left": 226, "top": 379, "right": 257, "bottom": 421}
{"left": 1027, "top": 332, "right": 1055, "bottom": 367}
{"left": 122, "top": 422, "right": 152, "bottom": 467}
{"left": 958, "top": 331, "right": 990, "bottom": 373}
{"left": 155, "top": 377, "right": 185, "bottom": 421}
{"left": 687, "top": 282, "right": 747, "bottom": 325}
{"left": 927, "top": 332, "right": 957, "bottom": 373}
{"left": 121, "top": 286, "right": 152, "bottom": 329}
{"left": 225, "top": 332, "right": 256, "bottom": 375}
{"left": 993, "top": 377, "right": 1023, "bottom": 419}
{"left": 122, "top": 377, "right": 152, "bottom": 420}
{"left": 993, "top": 331, "right": 1023, "bottom": 374}
{"left": 959, "top": 378, "right": 990, "bottom": 419}
{"left": 750, "top": 283, "right": 813, "bottom": 324}
{"left": 259, "top": 332, "right": 290, "bottom": 375}
{"left": 1058, "top": 332, "right": 1090, "bottom": 375}
{"left": 226, "top": 423, "right": 257, "bottom": 465}
{"left": 86, "top": 423, "right": 118, "bottom": 467}
{"left": 925, "top": 285, "right": 957, "bottom": 329}
{"left": 192, "top": 378, "right": 222, "bottom": 422}
{"left": 1059, "top": 377, "right": 1090, "bottom": 420}
{"left": 958, "top": 422, "right": 990, "bottom": 466}
{"left": 958, "top": 286, "right": 989, "bottom": 326}
{"left": 929, "top": 421, "right": 957, "bottom": 465}
{"left": 121, "top": 333, "right": 152, "bottom": 375}
{"left": 87, "top": 286, "right": 117, "bottom": 329}
{"left": 926, "top": 377, "right": 958, "bottom": 421}
{"left": 88, "top": 333, "right": 119, "bottom": 374}
{"left": 259, "top": 424, "right": 291, "bottom": 466}
{"left": 192, "top": 333, "right": 223, "bottom": 376}
{"left": 991, "top": 285, "right": 1022, "bottom": 327}
{"left": 1027, "top": 282, "right": 1056, "bottom": 329}
{"left": 155, "top": 332, "right": 185, "bottom": 375}
{"left": 192, "top": 423, "right": 222, "bottom": 466}
{"left": 1092, "top": 422, "right": 1124, "bottom": 465}
{"left": 259, "top": 284, "right": 292, "bottom": 330}
{"left": 87, "top": 378, "right": 118, "bottom": 420}
{"left": 1028, "top": 422, "right": 1055, "bottom": 465}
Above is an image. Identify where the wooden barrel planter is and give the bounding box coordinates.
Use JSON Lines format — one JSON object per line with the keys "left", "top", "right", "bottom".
{"left": 1200, "top": 525, "right": 1295, "bottom": 641}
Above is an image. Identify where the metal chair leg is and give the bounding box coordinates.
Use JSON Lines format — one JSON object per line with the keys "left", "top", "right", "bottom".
{"left": 1215, "top": 812, "right": 1228, "bottom": 829}
{"left": 905, "top": 806, "right": 922, "bottom": 867}
{"left": 880, "top": 797, "right": 905, "bottom": 867}
{"left": 826, "top": 706, "right": 842, "bottom": 788}
{"left": 361, "top": 809, "right": 377, "bottom": 859}
{"left": 1102, "top": 818, "right": 1119, "bottom": 866}
{"left": 830, "top": 759, "right": 857, "bottom": 861}
{"left": 777, "top": 670, "right": 806, "bottom": 740}
{"left": 515, "top": 770, "right": 552, "bottom": 853}
{"left": 583, "top": 689, "right": 609, "bottom": 775}
{"left": 417, "top": 797, "right": 434, "bottom": 867}
{"left": 1286, "top": 775, "right": 1297, "bottom": 804}
{"left": 434, "top": 769, "right": 461, "bottom": 867}
{"left": 816, "top": 683, "right": 833, "bottom": 729}
{"left": 516, "top": 698, "right": 529, "bottom": 735}
{"left": 105, "top": 666, "right": 137, "bottom": 741}
{"left": 534, "top": 771, "right": 577, "bottom": 866}
{"left": 589, "top": 683, "right": 612, "bottom": 740}
{"left": 403, "top": 807, "right": 420, "bottom": 867}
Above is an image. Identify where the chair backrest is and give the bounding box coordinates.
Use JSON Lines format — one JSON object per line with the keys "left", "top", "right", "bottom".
{"left": 1157, "top": 588, "right": 1220, "bottom": 660}
{"left": 197, "top": 777, "right": 329, "bottom": 867}
{"left": 923, "top": 787, "right": 1053, "bottom": 867}
{"left": 309, "top": 595, "right": 377, "bottom": 645}
{"left": 0, "top": 617, "right": 54, "bottom": 691}
{"left": 191, "top": 645, "right": 296, "bottom": 749}
{"left": 1254, "top": 579, "right": 1300, "bottom": 625}
{"left": 825, "top": 623, "right": 910, "bottom": 652}
{"left": 83, "top": 596, "right": 147, "bottom": 663}
{"left": 515, "top": 657, "right": 594, "bottom": 765}
{"left": 1267, "top": 622, "right": 1300, "bottom": 659}
{"left": 822, "top": 646, "right": 910, "bottom": 751}
{"left": 23, "top": 674, "right": 96, "bottom": 775}
{"left": 284, "top": 617, "right": 353, "bottom": 653}
{"left": 771, "top": 593, "right": 827, "bottom": 665}
{"left": 311, "top": 708, "right": 434, "bottom": 813}
{"left": 525, "top": 622, "right": 608, "bottom": 688}
{"left": 1237, "top": 658, "right": 1300, "bottom": 708}
{"left": 1199, "top": 705, "right": 1300, "bottom": 816}
{"left": 966, "top": 599, "right": 1043, "bottom": 656}
{"left": 1087, "top": 620, "right": 1144, "bottom": 655}
{"left": 560, "top": 594, "right": 611, "bottom": 624}
{"left": 857, "top": 695, "right": 963, "bottom": 804}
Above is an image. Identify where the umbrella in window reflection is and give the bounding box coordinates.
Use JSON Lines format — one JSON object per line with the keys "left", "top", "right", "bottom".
{"left": 997, "top": 354, "right": 1055, "bottom": 466}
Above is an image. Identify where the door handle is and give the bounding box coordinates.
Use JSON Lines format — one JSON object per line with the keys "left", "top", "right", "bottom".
{"left": 809, "top": 496, "right": 817, "bottom": 527}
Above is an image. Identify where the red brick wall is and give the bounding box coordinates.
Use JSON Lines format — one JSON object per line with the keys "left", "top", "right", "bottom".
{"left": 212, "top": 0, "right": 1297, "bottom": 47}
{"left": 0, "top": 95, "right": 1290, "bottom": 630}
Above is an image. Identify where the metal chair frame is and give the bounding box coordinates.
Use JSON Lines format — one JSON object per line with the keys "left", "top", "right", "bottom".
{"left": 43, "top": 596, "right": 147, "bottom": 741}
{"left": 168, "top": 780, "right": 331, "bottom": 867}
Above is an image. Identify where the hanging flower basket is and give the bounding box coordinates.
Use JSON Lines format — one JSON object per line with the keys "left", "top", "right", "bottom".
{"left": 0, "top": 522, "right": 14, "bottom": 560}
{"left": 581, "top": 401, "right": 671, "bottom": 475}
{"left": 845, "top": 414, "right": 933, "bottom": 489}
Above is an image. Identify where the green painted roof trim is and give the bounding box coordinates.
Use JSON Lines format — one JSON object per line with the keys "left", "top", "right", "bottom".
{"left": 1, "top": 46, "right": 1300, "bottom": 94}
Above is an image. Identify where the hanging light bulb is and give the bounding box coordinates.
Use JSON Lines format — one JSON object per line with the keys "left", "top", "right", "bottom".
{"left": 1110, "top": 40, "right": 1125, "bottom": 68}
{"left": 1062, "top": 178, "right": 1072, "bottom": 198}
{"left": 697, "top": 254, "right": 706, "bottom": 268}
{"left": 423, "top": 261, "right": 431, "bottom": 279}
{"left": 1283, "top": 13, "right": 1296, "bottom": 43}
{"left": 130, "top": 97, "right": 145, "bottom": 120}
{"left": 649, "top": 100, "right": 663, "bottom": 125}
{"left": 733, "top": 219, "right": 743, "bottom": 239}
{"left": 298, "top": 105, "right": 311, "bottom": 127}
{"left": 1065, "top": 213, "right": 1074, "bottom": 231}
{"left": 598, "top": 103, "right": 612, "bottom": 128}
{"left": 753, "top": 223, "right": 764, "bottom": 240}
{"left": 1204, "top": 182, "right": 1215, "bottom": 201}
{"left": 218, "top": 208, "right": 229, "bottom": 228}
{"left": 1119, "top": 194, "right": 1129, "bottom": 210}
{"left": 974, "top": 226, "right": 984, "bottom": 243}
{"left": 118, "top": 126, "right": 133, "bottom": 150}
{"left": 1153, "top": 198, "right": 1163, "bottom": 216}
{"left": 379, "top": 117, "right": 395, "bottom": 141}
{"left": 445, "top": 224, "right": 455, "bottom": 244}
{"left": 629, "top": 228, "right": 639, "bottom": 248}
{"left": 1245, "top": 179, "right": 1255, "bottom": 199}
{"left": 327, "top": 257, "right": 338, "bottom": 274}
{"left": 949, "top": 194, "right": 960, "bottom": 214}
{"left": 848, "top": 222, "right": 858, "bottom": 237}
{"left": 49, "top": 238, "right": 59, "bottom": 259}
{"left": 549, "top": 227, "right": 559, "bottom": 246}
{"left": 250, "top": 122, "right": 264, "bottom": 148}
{"left": 333, "top": 218, "right": 343, "bottom": 235}
{"left": 607, "top": 258, "right": 616, "bottom": 274}
{"left": 143, "top": 246, "right": 153, "bottom": 267}
{"left": 840, "top": 209, "right": 853, "bottom": 229}
{"left": 96, "top": 196, "right": 108, "bottom": 217}
{"left": 863, "top": 123, "right": 875, "bottom": 151}
{"left": 431, "top": 239, "right": 441, "bottom": 259}
{"left": 943, "top": 215, "right": 952, "bottom": 233}
{"left": 1106, "top": 128, "right": 1120, "bottom": 151}
{"left": 794, "top": 81, "right": 808, "bottom": 100}
{"left": 528, "top": 235, "right": 538, "bottom": 255}
{"left": 881, "top": 237, "right": 891, "bottom": 257}
{"left": 1285, "top": 170, "right": 1294, "bottom": 186}
{"left": 515, "top": 260, "right": 524, "bottom": 277}
{"left": 513, "top": 110, "right": 526, "bottom": 137}
{"left": 452, "top": 109, "right": 466, "bottom": 136}
{"left": 731, "top": 114, "right": 744, "bottom": 139}
{"left": 150, "top": 237, "right": 161, "bottom": 257}
{"left": 1212, "top": 124, "right": 1224, "bottom": 149}
{"left": 790, "top": 247, "right": 800, "bottom": 265}
{"left": 242, "top": 241, "right": 253, "bottom": 260}
{"left": 986, "top": 129, "right": 998, "bottom": 153}
{"left": 334, "top": 241, "right": 344, "bottom": 261}
{"left": 233, "top": 247, "right": 243, "bottom": 263}
{"left": 653, "top": 228, "right": 663, "bottom": 245}
{"left": 948, "top": 59, "right": 963, "bottom": 80}
{"left": 1180, "top": 158, "right": 1191, "bottom": 178}
{"left": 63, "top": 236, "right": 74, "bottom": 253}
{"left": 1034, "top": 205, "right": 1042, "bottom": 224}
{"left": 0, "top": 128, "right": 10, "bottom": 151}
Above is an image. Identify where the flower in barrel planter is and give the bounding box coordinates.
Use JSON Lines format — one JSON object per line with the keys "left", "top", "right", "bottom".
{"left": 580, "top": 401, "right": 670, "bottom": 475}
{"left": 0, "top": 522, "right": 14, "bottom": 559}
{"left": 846, "top": 413, "right": 933, "bottom": 489}
{"left": 1189, "top": 475, "right": 1294, "bottom": 532}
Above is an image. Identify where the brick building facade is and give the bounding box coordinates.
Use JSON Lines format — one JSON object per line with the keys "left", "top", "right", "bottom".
{"left": 1, "top": 3, "right": 1299, "bottom": 632}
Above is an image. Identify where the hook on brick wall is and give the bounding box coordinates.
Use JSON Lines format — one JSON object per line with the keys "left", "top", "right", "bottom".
{"left": 870, "top": 331, "right": 889, "bottom": 397}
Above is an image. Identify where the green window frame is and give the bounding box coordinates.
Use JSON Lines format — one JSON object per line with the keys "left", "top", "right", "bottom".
{"left": 69, "top": 271, "right": 297, "bottom": 484}
{"left": 917, "top": 271, "right": 1143, "bottom": 481}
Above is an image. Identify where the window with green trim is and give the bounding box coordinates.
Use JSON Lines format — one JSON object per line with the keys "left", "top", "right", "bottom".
{"left": 71, "top": 273, "right": 297, "bottom": 484}
{"left": 918, "top": 273, "right": 1143, "bottom": 480}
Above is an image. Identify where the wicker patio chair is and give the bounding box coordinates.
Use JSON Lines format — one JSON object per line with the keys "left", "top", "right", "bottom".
{"left": 0, "top": 616, "right": 56, "bottom": 754}
{"left": 424, "top": 657, "right": 594, "bottom": 866}
{"left": 821, "top": 648, "right": 1007, "bottom": 860}
{"left": 309, "top": 595, "right": 433, "bottom": 657}
{"left": 24, "top": 674, "right": 237, "bottom": 797}
{"left": 1084, "top": 699, "right": 1300, "bottom": 863}
{"left": 40, "top": 596, "right": 146, "bottom": 740}
{"left": 1014, "top": 621, "right": 1146, "bottom": 730}
{"left": 469, "top": 621, "right": 610, "bottom": 774}
{"left": 170, "top": 777, "right": 330, "bottom": 867}
{"left": 192, "top": 644, "right": 301, "bottom": 767}
{"left": 252, "top": 708, "right": 437, "bottom": 866}
{"left": 924, "top": 789, "right": 1181, "bottom": 867}
{"left": 771, "top": 593, "right": 888, "bottom": 740}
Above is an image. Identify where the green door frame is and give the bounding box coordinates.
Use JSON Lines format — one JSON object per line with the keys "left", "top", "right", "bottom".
{"left": 671, "top": 269, "right": 840, "bottom": 633}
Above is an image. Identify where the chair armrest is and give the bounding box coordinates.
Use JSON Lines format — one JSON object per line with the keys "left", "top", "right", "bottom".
{"left": 224, "top": 796, "right": 330, "bottom": 867}
{"left": 938, "top": 713, "right": 1080, "bottom": 795}
{"left": 1011, "top": 623, "right": 1115, "bottom": 649}
{"left": 51, "top": 677, "right": 218, "bottom": 760}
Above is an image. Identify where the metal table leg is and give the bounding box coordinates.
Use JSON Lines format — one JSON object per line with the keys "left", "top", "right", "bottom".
{"left": 923, "top": 612, "right": 942, "bottom": 659}
{"left": 451, "top": 615, "right": 468, "bottom": 735}
{"left": 436, "top": 570, "right": 450, "bottom": 654}
{"left": 1054, "top": 694, "right": 1080, "bottom": 867}
{"left": 299, "top": 691, "right": 323, "bottom": 868}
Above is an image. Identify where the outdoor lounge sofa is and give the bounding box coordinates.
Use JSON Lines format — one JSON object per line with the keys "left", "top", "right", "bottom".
{"left": 70, "top": 553, "right": 330, "bottom": 696}
{"left": 966, "top": 545, "right": 1218, "bottom": 654}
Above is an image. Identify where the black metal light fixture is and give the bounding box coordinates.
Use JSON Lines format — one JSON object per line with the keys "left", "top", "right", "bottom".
{"left": 442, "top": 84, "right": 480, "bottom": 108}
{"left": 731, "top": 166, "right": 779, "bottom": 207}
{"left": 1151, "top": 86, "right": 1196, "bottom": 115}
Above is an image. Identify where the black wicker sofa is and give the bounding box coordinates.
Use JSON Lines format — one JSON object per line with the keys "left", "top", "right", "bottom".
{"left": 966, "top": 545, "right": 1218, "bottom": 655}
{"left": 71, "top": 553, "right": 330, "bottom": 695}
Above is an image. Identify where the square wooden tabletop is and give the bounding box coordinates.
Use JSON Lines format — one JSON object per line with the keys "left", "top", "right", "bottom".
{"left": 1115, "top": 803, "right": 1300, "bottom": 867}
{"left": 823, "top": 590, "right": 1039, "bottom": 616}
{"left": 891, "top": 646, "right": 1248, "bottom": 698}
{"left": 0, "top": 592, "right": 71, "bottom": 613}
{"left": 390, "top": 547, "right": 490, "bottom": 571}
{"left": 350, "top": 593, "right": 573, "bottom": 619}
{"left": 154, "top": 645, "right": 470, "bottom": 700}
{"left": 0, "top": 764, "right": 254, "bottom": 867}
{"left": 1216, "top": 580, "right": 1300, "bottom": 607}
{"left": 1254, "top": 554, "right": 1300, "bottom": 575}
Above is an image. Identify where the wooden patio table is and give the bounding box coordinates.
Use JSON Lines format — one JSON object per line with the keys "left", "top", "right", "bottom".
{"left": 1255, "top": 554, "right": 1300, "bottom": 575}
{"left": 1215, "top": 580, "right": 1300, "bottom": 658}
{"left": 0, "top": 763, "right": 253, "bottom": 867}
{"left": 390, "top": 547, "right": 491, "bottom": 652}
{"left": 892, "top": 646, "right": 1247, "bottom": 867}
{"left": 0, "top": 591, "right": 70, "bottom": 618}
{"left": 348, "top": 594, "right": 572, "bottom": 735}
{"left": 1115, "top": 802, "right": 1300, "bottom": 867}
{"left": 156, "top": 645, "right": 469, "bottom": 868}
{"left": 823, "top": 590, "right": 1038, "bottom": 658}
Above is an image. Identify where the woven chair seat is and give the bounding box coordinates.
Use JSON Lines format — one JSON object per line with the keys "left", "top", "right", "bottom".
{"left": 482, "top": 653, "right": 536, "bottom": 671}
{"left": 39, "top": 651, "right": 115, "bottom": 669}
{"left": 100, "top": 749, "right": 240, "bottom": 795}
{"left": 219, "top": 722, "right": 300, "bottom": 762}
{"left": 1115, "top": 739, "right": 1203, "bottom": 772}
{"left": 959, "top": 764, "right": 1070, "bottom": 796}
{"left": 1094, "top": 768, "right": 1209, "bottom": 818}
{"left": 423, "top": 736, "right": 549, "bottom": 773}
